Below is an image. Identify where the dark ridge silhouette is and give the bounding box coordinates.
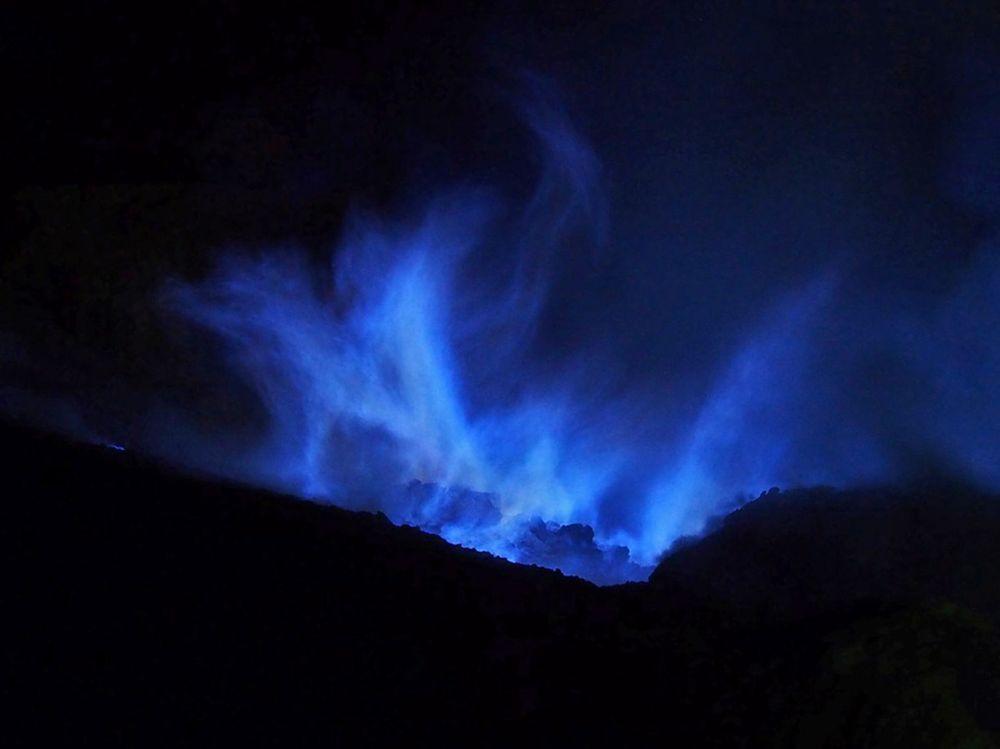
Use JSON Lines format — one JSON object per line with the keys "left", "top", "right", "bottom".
{"left": 652, "top": 484, "right": 1000, "bottom": 625}
{"left": 4, "top": 418, "right": 999, "bottom": 747}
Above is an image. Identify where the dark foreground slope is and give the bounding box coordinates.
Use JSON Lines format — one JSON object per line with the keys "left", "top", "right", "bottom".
{"left": 654, "top": 484, "right": 1000, "bottom": 624}
{"left": 3, "top": 420, "right": 1000, "bottom": 747}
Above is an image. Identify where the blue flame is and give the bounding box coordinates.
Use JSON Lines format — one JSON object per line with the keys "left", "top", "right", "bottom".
{"left": 165, "top": 203, "right": 641, "bottom": 581}
{"left": 160, "top": 106, "right": 817, "bottom": 582}
{"left": 154, "top": 87, "right": 1000, "bottom": 585}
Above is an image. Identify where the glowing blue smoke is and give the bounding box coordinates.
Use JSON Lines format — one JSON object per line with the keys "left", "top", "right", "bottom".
{"left": 154, "top": 97, "right": 623, "bottom": 580}
{"left": 163, "top": 102, "right": 647, "bottom": 582}
{"left": 158, "top": 88, "right": 1000, "bottom": 584}
{"left": 163, "top": 121, "right": 790, "bottom": 582}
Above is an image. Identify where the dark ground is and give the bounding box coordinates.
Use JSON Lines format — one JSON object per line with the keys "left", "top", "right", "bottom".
{"left": 3, "top": 417, "right": 999, "bottom": 747}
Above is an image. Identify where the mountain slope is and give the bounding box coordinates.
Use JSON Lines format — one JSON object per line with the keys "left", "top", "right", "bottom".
{"left": 3, "top": 419, "right": 999, "bottom": 747}
{"left": 652, "top": 485, "right": 1000, "bottom": 625}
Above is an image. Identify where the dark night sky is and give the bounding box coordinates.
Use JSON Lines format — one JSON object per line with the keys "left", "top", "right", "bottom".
{"left": 9, "top": 2, "right": 991, "bottom": 365}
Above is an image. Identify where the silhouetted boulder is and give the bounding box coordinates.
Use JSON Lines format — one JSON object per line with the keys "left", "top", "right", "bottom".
{"left": 402, "top": 479, "right": 502, "bottom": 532}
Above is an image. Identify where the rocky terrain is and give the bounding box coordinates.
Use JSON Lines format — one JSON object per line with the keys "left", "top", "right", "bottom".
{"left": 4, "top": 417, "right": 999, "bottom": 747}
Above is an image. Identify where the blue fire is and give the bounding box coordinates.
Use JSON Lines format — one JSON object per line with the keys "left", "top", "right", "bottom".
{"left": 152, "top": 88, "right": 1000, "bottom": 585}
{"left": 152, "top": 106, "right": 764, "bottom": 583}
